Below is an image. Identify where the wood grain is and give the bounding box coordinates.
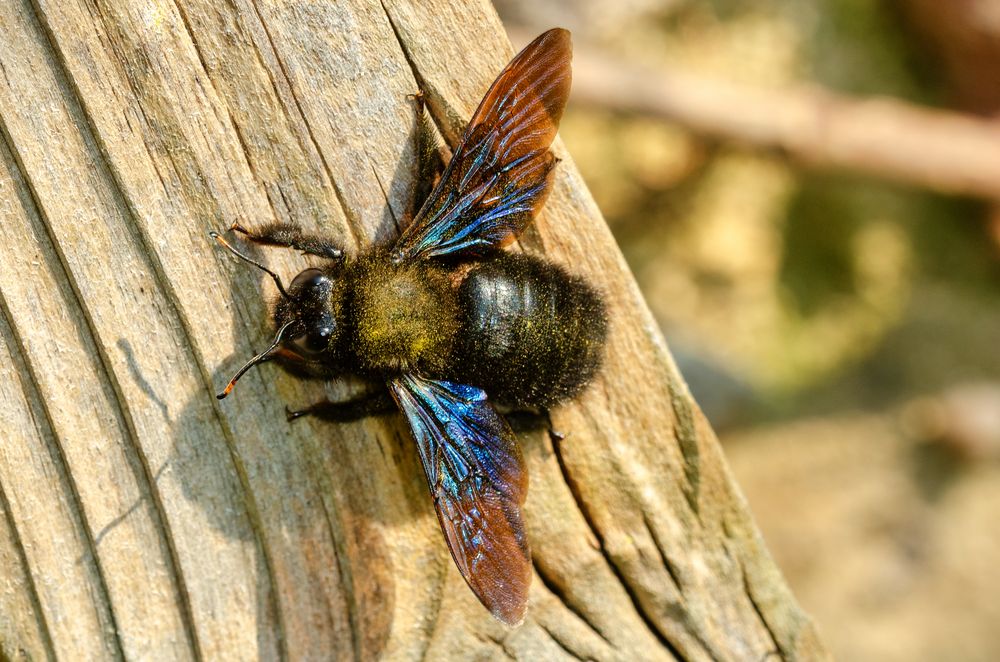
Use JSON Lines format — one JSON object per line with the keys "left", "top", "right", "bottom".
{"left": 0, "top": 0, "right": 828, "bottom": 659}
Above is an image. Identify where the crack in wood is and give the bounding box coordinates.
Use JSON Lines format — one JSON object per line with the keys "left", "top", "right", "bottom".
{"left": 21, "top": 20, "right": 220, "bottom": 662}
{"left": 319, "top": 497, "right": 362, "bottom": 662}
{"left": 719, "top": 515, "right": 792, "bottom": 662}
{"left": 533, "top": 557, "right": 613, "bottom": 647}
{"left": 472, "top": 632, "right": 517, "bottom": 661}
{"left": 539, "top": 622, "right": 591, "bottom": 661}
{"left": 380, "top": 3, "right": 425, "bottom": 112}
{"left": 0, "top": 120, "right": 125, "bottom": 662}
{"left": 11, "top": 4, "right": 295, "bottom": 657}
{"left": 740, "top": 562, "right": 784, "bottom": 661}
{"left": 640, "top": 509, "right": 723, "bottom": 660}
{"left": 549, "top": 434, "right": 687, "bottom": 660}
{"left": 417, "top": 539, "right": 447, "bottom": 662}
{"left": 245, "top": 0, "right": 363, "bottom": 250}
{"left": 379, "top": 0, "right": 456, "bottom": 152}
{"left": 223, "top": 0, "right": 339, "bottom": 231}
{"left": 668, "top": 376, "right": 701, "bottom": 517}
{"left": 641, "top": 512, "right": 684, "bottom": 595}
{"left": 172, "top": 0, "right": 291, "bottom": 230}
{"left": 0, "top": 425, "right": 57, "bottom": 662}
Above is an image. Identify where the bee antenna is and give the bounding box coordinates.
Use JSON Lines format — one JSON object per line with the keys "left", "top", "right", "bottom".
{"left": 210, "top": 231, "right": 292, "bottom": 299}
{"left": 217, "top": 321, "right": 294, "bottom": 399}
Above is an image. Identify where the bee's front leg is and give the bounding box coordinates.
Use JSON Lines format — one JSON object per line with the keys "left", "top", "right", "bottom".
{"left": 285, "top": 389, "right": 396, "bottom": 423}
{"left": 230, "top": 222, "right": 344, "bottom": 262}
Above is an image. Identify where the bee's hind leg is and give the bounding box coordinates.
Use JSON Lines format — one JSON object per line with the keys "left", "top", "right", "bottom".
{"left": 406, "top": 90, "right": 447, "bottom": 218}
{"left": 286, "top": 389, "right": 396, "bottom": 423}
{"left": 229, "top": 222, "right": 344, "bottom": 262}
{"left": 503, "top": 408, "right": 565, "bottom": 442}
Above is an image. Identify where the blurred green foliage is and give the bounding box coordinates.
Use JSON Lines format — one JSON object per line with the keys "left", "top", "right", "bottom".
{"left": 511, "top": 3, "right": 1000, "bottom": 658}
{"left": 559, "top": 0, "right": 1000, "bottom": 426}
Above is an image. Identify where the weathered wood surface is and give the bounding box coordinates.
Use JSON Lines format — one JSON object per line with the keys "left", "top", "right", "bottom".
{"left": 0, "top": 1, "right": 828, "bottom": 660}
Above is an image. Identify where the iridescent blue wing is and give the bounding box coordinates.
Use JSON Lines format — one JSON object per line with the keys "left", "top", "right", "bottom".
{"left": 392, "top": 28, "right": 572, "bottom": 261}
{"left": 388, "top": 374, "right": 530, "bottom": 625}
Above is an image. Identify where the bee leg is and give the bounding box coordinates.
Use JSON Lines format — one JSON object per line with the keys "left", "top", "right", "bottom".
{"left": 503, "top": 408, "right": 565, "bottom": 440}
{"left": 545, "top": 409, "right": 566, "bottom": 442}
{"left": 406, "top": 91, "right": 447, "bottom": 219}
{"left": 229, "top": 222, "right": 344, "bottom": 262}
{"left": 285, "top": 389, "right": 396, "bottom": 423}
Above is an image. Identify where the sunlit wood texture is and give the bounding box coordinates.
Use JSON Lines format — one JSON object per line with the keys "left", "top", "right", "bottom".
{"left": 0, "top": 1, "right": 828, "bottom": 660}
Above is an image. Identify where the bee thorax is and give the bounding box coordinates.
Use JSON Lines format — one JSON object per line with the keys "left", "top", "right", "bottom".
{"left": 349, "top": 257, "right": 460, "bottom": 375}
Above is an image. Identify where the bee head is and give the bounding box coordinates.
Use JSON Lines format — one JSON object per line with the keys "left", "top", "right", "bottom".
{"left": 270, "top": 267, "right": 344, "bottom": 371}
{"left": 216, "top": 266, "right": 343, "bottom": 400}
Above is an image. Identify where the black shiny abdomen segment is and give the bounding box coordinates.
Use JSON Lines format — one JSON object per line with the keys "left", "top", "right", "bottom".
{"left": 452, "top": 253, "right": 607, "bottom": 407}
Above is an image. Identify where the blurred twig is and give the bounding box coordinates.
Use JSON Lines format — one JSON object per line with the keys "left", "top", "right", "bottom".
{"left": 901, "top": 383, "right": 1000, "bottom": 461}
{"left": 570, "top": 46, "right": 1000, "bottom": 200}
{"left": 895, "top": 0, "right": 1000, "bottom": 115}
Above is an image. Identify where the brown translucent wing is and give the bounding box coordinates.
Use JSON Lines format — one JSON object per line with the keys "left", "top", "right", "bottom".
{"left": 388, "top": 375, "right": 530, "bottom": 625}
{"left": 392, "top": 28, "right": 572, "bottom": 260}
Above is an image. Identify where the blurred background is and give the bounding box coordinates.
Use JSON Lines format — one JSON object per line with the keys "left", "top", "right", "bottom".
{"left": 498, "top": 1, "right": 1000, "bottom": 660}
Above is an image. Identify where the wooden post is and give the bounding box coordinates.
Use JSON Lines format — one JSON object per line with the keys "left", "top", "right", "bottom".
{"left": 0, "top": 0, "right": 828, "bottom": 659}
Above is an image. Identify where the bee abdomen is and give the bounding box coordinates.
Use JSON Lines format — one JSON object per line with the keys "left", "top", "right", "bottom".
{"left": 453, "top": 253, "right": 607, "bottom": 407}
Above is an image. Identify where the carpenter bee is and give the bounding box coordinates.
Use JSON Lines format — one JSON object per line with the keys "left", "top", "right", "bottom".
{"left": 212, "top": 28, "right": 606, "bottom": 626}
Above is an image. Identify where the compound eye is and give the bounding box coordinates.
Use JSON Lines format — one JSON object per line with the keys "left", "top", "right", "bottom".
{"left": 289, "top": 325, "right": 334, "bottom": 357}
{"left": 290, "top": 268, "right": 329, "bottom": 294}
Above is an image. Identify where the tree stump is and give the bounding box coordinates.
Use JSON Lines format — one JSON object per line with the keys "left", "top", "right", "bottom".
{"left": 0, "top": 0, "right": 828, "bottom": 659}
